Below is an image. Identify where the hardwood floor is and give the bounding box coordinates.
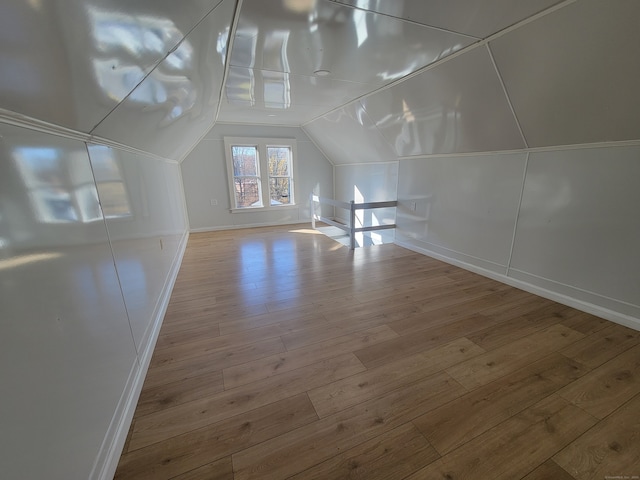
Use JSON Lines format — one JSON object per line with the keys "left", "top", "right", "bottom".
{"left": 115, "top": 224, "right": 640, "bottom": 480}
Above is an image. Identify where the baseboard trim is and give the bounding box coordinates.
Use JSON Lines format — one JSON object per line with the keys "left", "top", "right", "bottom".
{"left": 395, "top": 238, "right": 640, "bottom": 332}
{"left": 190, "top": 218, "right": 311, "bottom": 233}
{"left": 94, "top": 230, "right": 189, "bottom": 480}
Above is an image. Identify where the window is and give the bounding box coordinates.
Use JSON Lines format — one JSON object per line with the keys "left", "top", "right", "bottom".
{"left": 224, "top": 137, "right": 297, "bottom": 211}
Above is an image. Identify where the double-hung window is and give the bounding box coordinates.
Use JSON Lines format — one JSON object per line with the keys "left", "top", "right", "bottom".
{"left": 224, "top": 137, "right": 297, "bottom": 211}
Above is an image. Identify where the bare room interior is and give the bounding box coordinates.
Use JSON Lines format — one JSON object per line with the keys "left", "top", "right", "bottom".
{"left": 1, "top": 1, "right": 639, "bottom": 479}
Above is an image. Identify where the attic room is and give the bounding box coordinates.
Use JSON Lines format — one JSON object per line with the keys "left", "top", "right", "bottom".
{"left": 1, "top": 0, "right": 639, "bottom": 479}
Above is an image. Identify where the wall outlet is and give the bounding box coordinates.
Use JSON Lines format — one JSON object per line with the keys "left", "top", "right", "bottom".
{"left": 410, "top": 201, "right": 417, "bottom": 211}
{"left": 210, "top": 199, "right": 218, "bottom": 206}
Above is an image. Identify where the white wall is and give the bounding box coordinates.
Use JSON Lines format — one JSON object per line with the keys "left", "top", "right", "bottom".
{"left": 395, "top": 144, "right": 640, "bottom": 329}
{"left": 0, "top": 123, "right": 188, "bottom": 480}
{"left": 334, "top": 162, "right": 398, "bottom": 228}
{"left": 181, "top": 123, "right": 333, "bottom": 231}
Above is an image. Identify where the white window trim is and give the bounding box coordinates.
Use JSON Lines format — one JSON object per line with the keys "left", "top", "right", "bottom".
{"left": 223, "top": 136, "right": 298, "bottom": 213}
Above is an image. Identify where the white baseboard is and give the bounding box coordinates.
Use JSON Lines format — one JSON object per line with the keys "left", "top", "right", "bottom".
{"left": 93, "top": 230, "right": 189, "bottom": 480}
{"left": 395, "top": 238, "right": 640, "bottom": 332}
{"left": 190, "top": 218, "right": 312, "bottom": 233}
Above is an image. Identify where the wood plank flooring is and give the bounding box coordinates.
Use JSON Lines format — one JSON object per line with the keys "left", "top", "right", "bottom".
{"left": 115, "top": 224, "right": 640, "bottom": 480}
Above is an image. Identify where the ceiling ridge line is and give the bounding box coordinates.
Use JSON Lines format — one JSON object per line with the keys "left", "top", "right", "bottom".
{"left": 323, "top": 0, "right": 481, "bottom": 41}
{"left": 214, "top": 0, "right": 245, "bottom": 126}
{"left": 180, "top": 0, "right": 245, "bottom": 163}
{"left": 300, "top": 124, "right": 337, "bottom": 167}
{"left": 301, "top": 0, "right": 578, "bottom": 128}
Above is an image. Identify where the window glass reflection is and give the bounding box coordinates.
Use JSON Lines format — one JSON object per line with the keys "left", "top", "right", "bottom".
{"left": 88, "top": 7, "right": 182, "bottom": 104}
{"left": 13, "top": 146, "right": 131, "bottom": 224}
{"left": 14, "top": 147, "right": 79, "bottom": 223}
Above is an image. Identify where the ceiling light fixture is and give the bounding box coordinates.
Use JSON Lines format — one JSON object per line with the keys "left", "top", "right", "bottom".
{"left": 314, "top": 69, "right": 331, "bottom": 77}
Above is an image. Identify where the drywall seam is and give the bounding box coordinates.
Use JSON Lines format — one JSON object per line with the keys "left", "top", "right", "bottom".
{"left": 213, "top": 0, "right": 244, "bottom": 126}
{"left": 487, "top": 43, "right": 529, "bottom": 148}
{"left": 506, "top": 152, "right": 529, "bottom": 276}
{"left": 89, "top": 0, "right": 228, "bottom": 135}
{"left": 97, "top": 229, "right": 189, "bottom": 480}
{"left": 181, "top": 0, "right": 247, "bottom": 164}
{"left": 300, "top": 124, "right": 336, "bottom": 166}
{"left": 325, "top": 0, "right": 481, "bottom": 40}
{"left": 178, "top": 163, "right": 193, "bottom": 232}
{"left": 84, "top": 141, "right": 138, "bottom": 358}
{"left": 0, "top": 109, "right": 180, "bottom": 163}
{"left": 334, "top": 161, "right": 400, "bottom": 167}
{"left": 359, "top": 99, "right": 400, "bottom": 158}
{"left": 396, "top": 138, "right": 640, "bottom": 161}
{"left": 302, "top": 0, "right": 577, "bottom": 127}
{"left": 395, "top": 238, "right": 640, "bottom": 332}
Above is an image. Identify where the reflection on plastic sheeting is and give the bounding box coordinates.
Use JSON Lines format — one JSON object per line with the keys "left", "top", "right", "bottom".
{"left": 14, "top": 147, "right": 74, "bottom": 223}
{"left": 226, "top": 29, "right": 292, "bottom": 110}
{"left": 264, "top": 71, "right": 291, "bottom": 109}
{"left": 0, "top": 252, "right": 63, "bottom": 272}
{"left": 88, "top": 4, "right": 204, "bottom": 123}
{"left": 353, "top": 8, "right": 368, "bottom": 47}
{"left": 89, "top": 7, "right": 183, "bottom": 103}
{"left": 282, "top": 0, "right": 317, "bottom": 14}
{"left": 114, "top": 258, "right": 147, "bottom": 304}
{"left": 90, "top": 10, "right": 180, "bottom": 58}
{"left": 90, "top": 150, "right": 132, "bottom": 219}
{"left": 13, "top": 147, "right": 101, "bottom": 224}
{"left": 13, "top": 145, "right": 132, "bottom": 224}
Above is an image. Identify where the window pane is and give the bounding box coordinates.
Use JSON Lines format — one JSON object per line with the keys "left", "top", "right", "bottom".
{"left": 270, "top": 178, "right": 290, "bottom": 205}
{"left": 234, "top": 177, "right": 262, "bottom": 208}
{"left": 232, "top": 146, "right": 258, "bottom": 176}
{"left": 268, "top": 147, "right": 290, "bottom": 176}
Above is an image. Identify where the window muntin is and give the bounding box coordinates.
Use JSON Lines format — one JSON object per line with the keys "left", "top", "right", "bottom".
{"left": 224, "top": 137, "right": 297, "bottom": 211}
{"left": 231, "top": 145, "right": 262, "bottom": 208}
{"left": 267, "top": 146, "right": 293, "bottom": 205}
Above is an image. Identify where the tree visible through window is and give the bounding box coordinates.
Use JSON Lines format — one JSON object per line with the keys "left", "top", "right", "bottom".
{"left": 268, "top": 146, "right": 292, "bottom": 205}
{"left": 232, "top": 145, "right": 262, "bottom": 208}
{"left": 225, "top": 137, "right": 297, "bottom": 210}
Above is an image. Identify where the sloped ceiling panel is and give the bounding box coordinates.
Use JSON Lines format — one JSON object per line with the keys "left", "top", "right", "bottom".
{"left": 218, "top": 0, "right": 475, "bottom": 125}
{"left": 92, "top": 0, "right": 235, "bottom": 160}
{"left": 0, "top": 0, "right": 222, "bottom": 132}
{"left": 303, "top": 101, "right": 398, "bottom": 165}
{"left": 361, "top": 46, "right": 526, "bottom": 157}
{"left": 491, "top": 0, "right": 640, "bottom": 147}
{"left": 330, "top": 0, "right": 564, "bottom": 39}
{"left": 219, "top": 66, "right": 374, "bottom": 125}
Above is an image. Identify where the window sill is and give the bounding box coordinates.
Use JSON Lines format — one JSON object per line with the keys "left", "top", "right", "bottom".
{"left": 230, "top": 204, "right": 298, "bottom": 214}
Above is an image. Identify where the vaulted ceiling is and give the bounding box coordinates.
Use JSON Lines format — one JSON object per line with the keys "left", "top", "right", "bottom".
{"left": 1, "top": 0, "right": 638, "bottom": 164}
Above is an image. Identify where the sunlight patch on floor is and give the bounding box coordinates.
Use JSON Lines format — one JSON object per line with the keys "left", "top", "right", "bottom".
{"left": 314, "top": 226, "right": 395, "bottom": 248}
